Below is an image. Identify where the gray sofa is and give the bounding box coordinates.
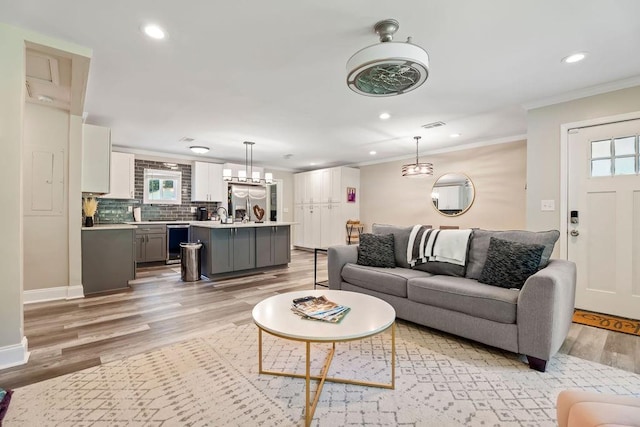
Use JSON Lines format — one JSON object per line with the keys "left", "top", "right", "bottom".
{"left": 328, "top": 225, "right": 577, "bottom": 372}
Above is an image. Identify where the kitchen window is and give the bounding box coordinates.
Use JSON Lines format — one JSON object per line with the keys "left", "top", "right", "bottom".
{"left": 143, "top": 169, "right": 182, "bottom": 205}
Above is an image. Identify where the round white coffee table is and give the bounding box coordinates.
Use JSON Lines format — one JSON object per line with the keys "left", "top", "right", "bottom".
{"left": 252, "top": 290, "right": 396, "bottom": 427}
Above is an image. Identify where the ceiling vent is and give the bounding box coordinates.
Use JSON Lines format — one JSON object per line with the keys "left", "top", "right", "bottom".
{"left": 421, "top": 121, "right": 446, "bottom": 129}
{"left": 179, "top": 137, "right": 195, "bottom": 143}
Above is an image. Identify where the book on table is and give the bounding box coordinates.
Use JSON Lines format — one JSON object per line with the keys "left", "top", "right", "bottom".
{"left": 291, "top": 295, "right": 350, "bottom": 323}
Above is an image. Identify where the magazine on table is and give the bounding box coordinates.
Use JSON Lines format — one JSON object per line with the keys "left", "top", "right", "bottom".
{"left": 291, "top": 295, "right": 350, "bottom": 323}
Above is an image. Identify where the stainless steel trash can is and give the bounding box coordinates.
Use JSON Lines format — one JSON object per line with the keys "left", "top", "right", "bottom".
{"left": 180, "top": 242, "right": 202, "bottom": 282}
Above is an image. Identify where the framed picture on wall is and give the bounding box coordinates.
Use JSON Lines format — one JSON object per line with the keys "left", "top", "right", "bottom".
{"left": 347, "top": 187, "right": 356, "bottom": 203}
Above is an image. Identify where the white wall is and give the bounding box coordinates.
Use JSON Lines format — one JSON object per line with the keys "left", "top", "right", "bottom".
{"left": 359, "top": 140, "right": 527, "bottom": 230}
{"left": 0, "top": 23, "right": 27, "bottom": 368}
{"left": 526, "top": 85, "right": 640, "bottom": 235}
{"left": 23, "top": 103, "right": 70, "bottom": 291}
{"left": 0, "top": 23, "right": 90, "bottom": 368}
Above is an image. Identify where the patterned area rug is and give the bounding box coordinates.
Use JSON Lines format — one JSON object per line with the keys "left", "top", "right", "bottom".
{"left": 5, "top": 321, "right": 640, "bottom": 426}
{"left": 573, "top": 309, "right": 640, "bottom": 336}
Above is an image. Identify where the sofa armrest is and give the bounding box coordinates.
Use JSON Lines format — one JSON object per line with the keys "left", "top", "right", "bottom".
{"left": 328, "top": 245, "right": 358, "bottom": 290}
{"left": 517, "top": 259, "right": 577, "bottom": 361}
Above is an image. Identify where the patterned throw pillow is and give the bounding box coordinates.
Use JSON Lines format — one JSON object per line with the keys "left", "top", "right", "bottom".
{"left": 357, "top": 233, "right": 396, "bottom": 268}
{"left": 478, "top": 237, "right": 545, "bottom": 289}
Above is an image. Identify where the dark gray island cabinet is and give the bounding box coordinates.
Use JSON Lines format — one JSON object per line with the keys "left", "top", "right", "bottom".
{"left": 81, "top": 225, "right": 136, "bottom": 295}
{"left": 191, "top": 222, "right": 292, "bottom": 278}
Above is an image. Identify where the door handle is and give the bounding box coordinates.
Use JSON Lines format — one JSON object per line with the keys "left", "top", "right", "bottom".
{"left": 570, "top": 229, "right": 579, "bottom": 237}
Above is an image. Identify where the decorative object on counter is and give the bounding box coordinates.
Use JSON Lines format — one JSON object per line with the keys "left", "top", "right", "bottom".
{"left": 253, "top": 204, "right": 265, "bottom": 222}
{"left": 402, "top": 136, "right": 433, "bottom": 177}
{"left": 133, "top": 207, "right": 141, "bottom": 222}
{"left": 222, "top": 141, "right": 273, "bottom": 184}
{"left": 82, "top": 197, "right": 99, "bottom": 227}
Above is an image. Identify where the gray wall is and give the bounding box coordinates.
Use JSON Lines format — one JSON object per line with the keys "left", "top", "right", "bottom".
{"left": 526, "top": 85, "right": 640, "bottom": 236}
{"left": 359, "top": 140, "right": 527, "bottom": 231}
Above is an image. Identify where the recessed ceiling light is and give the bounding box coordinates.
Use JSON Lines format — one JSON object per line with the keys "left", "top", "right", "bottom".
{"left": 190, "top": 146, "right": 209, "bottom": 154}
{"left": 37, "top": 95, "right": 54, "bottom": 103}
{"left": 142, "top": 24, "right": 166, "bottom": 40}
{"left": 450, "top": 133, "right": 461, "bottom": 138}
{"left": 369, "top": 151, "right": 377, "bottom": 155}
{"left": 310, "top": 162, "right": 316, "bottom": 166}
{"left": 379, "top": 112, "right": 391, "bottom": 120}
{"left": 562, "top": 52, "right": 587, "bottom": 64}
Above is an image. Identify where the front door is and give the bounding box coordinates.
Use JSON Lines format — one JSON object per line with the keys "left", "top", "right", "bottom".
{"left": 567, "top": 119, "right": 640, "bottom": 318}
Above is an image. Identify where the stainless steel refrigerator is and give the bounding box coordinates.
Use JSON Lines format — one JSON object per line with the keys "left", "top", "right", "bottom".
{"left": 229, "top": 184, "right": 267, "bottom": 222}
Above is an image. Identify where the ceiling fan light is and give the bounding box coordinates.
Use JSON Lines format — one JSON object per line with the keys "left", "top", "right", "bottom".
{"left": 347, "top": 19, "right": 429, "bottom": 97}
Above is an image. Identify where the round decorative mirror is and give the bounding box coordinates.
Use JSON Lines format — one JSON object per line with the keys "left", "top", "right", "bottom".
{"left": 431, "top": 173, "right": 475, "bottom": 216}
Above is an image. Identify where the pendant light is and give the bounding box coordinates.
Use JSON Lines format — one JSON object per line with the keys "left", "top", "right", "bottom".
{"left": 402, "top": 136, "right": 433, "bottom": 177}
{"left": 222, "top": 141, "right": 273, "bottom": 184}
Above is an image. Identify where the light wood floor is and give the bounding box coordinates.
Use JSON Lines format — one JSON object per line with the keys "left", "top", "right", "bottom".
{"left": 1, "top": 249, "right": 638, "bottom": 390}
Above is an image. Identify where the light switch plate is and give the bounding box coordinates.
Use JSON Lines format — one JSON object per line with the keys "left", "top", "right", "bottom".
{"left": 190, "top": 206, "right": 197, "bottom": 213}
{"left": 541, "top": 200, "right": 555, "bottom": 211}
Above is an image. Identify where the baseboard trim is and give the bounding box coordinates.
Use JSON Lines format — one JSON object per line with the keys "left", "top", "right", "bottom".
{"left": 24, "top": 285, "right": 85, "bottom": 304}
{"left": 0, "top": 336, "right": 29, "bottom": 370}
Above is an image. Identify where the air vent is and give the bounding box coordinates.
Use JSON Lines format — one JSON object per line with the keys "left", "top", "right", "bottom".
{"left": 421, "top": 121, "right": 446, "bottom": 129}
{"left": 179, "top": 137, "right": 195, "bottom": 143}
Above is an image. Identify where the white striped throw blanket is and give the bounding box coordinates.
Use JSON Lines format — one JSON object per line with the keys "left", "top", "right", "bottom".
{"left": 407, "top": 226, "right": 473, "bottom": 267}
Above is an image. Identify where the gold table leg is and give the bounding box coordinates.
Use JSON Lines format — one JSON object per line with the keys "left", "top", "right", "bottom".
{"left": 257, "top": 322, "right": 395, "bottom": 427}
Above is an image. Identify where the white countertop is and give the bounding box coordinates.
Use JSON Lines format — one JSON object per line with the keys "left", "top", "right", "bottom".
{"left": 82, "top": 224, "right": 138, "bottom": 231}
{"left": 189, "top": 220, "right": 295, "bottom": 228}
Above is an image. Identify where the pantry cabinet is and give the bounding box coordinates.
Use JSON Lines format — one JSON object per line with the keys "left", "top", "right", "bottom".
{"left": 293, "top": 166, "right": 360, "bottom": 249}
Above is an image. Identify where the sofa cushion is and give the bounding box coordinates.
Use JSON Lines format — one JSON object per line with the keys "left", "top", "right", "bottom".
{"left": 341, "top": 263, "right": 431, "bottom": 298}
{"left": 372, "top": 224, "right": 428, "bottom": 269}
{"left": 407, "top": 275, "right": 519, "bottom": 324}
{"left": 413, "top": 261, "right": 465, "bottom": 277}
{"left": 466, "top": 229, "right": 560, "bottom": 280}
{"left": 479, "top": 237, "right": 545, "bottom": 289}
{"left": 357, "top": 233, "right": 396, "bottom": 268}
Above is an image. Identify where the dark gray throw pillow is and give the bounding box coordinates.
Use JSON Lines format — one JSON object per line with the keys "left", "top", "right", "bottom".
{"left": 357, "top": 233, "right": 396, "bottom": 268}
{"left": 478, "top": 237, "right": 545, "bottom": 289}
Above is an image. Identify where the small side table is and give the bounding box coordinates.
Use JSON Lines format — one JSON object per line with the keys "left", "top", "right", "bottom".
{"left": 313, "top": 248, "right": 328, "bottom": 289}
{"left": 346, "top": 223, "right": 364, "bottom": 245}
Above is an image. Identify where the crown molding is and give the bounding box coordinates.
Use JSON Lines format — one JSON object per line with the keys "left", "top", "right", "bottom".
{"left": 523, "top": 75, "right": 640, "bottom": 111}
{"left": 354, "top": 134, "right": 527, "bottom": 167}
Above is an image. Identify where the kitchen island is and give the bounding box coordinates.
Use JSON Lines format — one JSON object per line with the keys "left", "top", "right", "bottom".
{"left": 190, "top": 221, "right": 294, "bottom": 279}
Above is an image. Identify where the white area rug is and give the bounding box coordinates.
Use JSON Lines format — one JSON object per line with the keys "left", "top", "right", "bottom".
{"left": 6, "top": 321, "right": 640, "bottom": 426}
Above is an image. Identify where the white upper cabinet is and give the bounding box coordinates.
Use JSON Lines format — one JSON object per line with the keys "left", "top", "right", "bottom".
{"left": 81, "top": 124, "right": 111, "bottom": 194}
{"left": 101, "top": 152, "right": 135, "bottom": 199}
{"left": 192, "top": 161, "right": 224, "bottom": 202}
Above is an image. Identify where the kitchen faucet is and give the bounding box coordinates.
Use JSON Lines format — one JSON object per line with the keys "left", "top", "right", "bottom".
{"left": 216, "top": 206, "right": 228, "bottom": 223}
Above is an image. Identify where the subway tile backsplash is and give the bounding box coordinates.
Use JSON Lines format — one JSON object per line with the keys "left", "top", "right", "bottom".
{"left": 94, "top": 159, "right": 220, "bottom": 224}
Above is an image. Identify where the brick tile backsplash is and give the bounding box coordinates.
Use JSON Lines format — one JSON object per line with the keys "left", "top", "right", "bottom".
{"left": 93, "top": 159, "right": 221, "bottom": 224}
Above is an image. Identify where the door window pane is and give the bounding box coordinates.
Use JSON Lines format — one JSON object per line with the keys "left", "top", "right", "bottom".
{"left": 614, "top": 157, "right": 636, "bottom": 175}
{"left": 614, "top": 136, "right": 636, "bottom": 156}
{"left": 591, "top": 159, "right": 611, "bottom": 177}
{"left": 591, "top": 139, "right": 611, "bottom": 158}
